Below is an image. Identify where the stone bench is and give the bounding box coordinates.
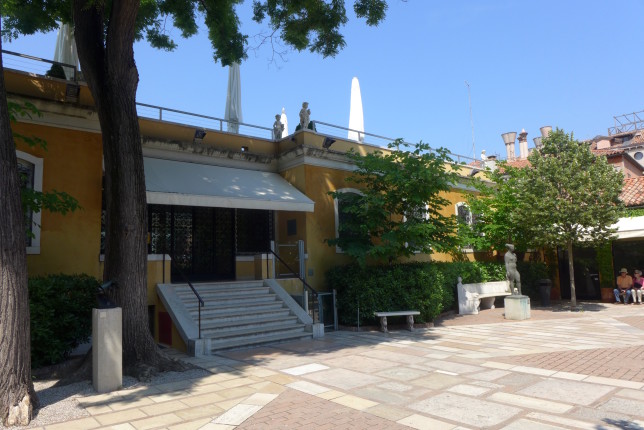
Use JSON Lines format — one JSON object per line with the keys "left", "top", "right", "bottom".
{"left": 457, "top": 277, "right": 511, "bottom": 315}
{"left": 374, "top": 311, "right": 420, "bottom": 333}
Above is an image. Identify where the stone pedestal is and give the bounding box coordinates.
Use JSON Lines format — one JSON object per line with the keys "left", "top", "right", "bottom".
{"left": 504, "top": 295, "right": 531, "bottom": 320}
{"left": 311, "top": 323, "right": 324, "bottom": 339}
{"left": 92, "top": 307, "right": 122, "bottom": 393}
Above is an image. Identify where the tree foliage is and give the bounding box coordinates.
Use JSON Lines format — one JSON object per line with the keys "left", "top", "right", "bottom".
{"left": 3, "top": 0, "right": 388, "bottom": 64}
{"left": 328, "top": 140, "right": 461, "bottom": 265}
{"left": 465, "top": 128, "right": 623, "bottom": 306}
{"left": 515, "top": 128, "right": 623, "bottom": 250}
{"left": 462, "top": 162, "right": 531, "bottom": 253}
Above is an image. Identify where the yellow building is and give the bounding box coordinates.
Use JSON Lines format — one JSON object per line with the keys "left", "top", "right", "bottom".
{"left": 5, "top": 52, "right": 481, "bottom": 351}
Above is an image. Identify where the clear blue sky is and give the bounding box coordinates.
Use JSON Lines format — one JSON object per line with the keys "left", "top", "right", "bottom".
{"left": 4, "top": 0, "right": 644, "bottom": 159}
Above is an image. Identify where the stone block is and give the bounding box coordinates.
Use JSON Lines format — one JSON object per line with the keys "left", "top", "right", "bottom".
{"left": 504, "top": 295, "right": 531, "bottom": 320}
{"left": 311, "top": 322, "right": 324, "bottom": 338}
{"left": 188, "top": 338, "right": 212, "bottom": 357}
{"left": 92, "top": 308, "right": 122, "bottom": 393}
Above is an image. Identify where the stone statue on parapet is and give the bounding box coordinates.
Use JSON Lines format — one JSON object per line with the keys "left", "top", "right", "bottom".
{"left": 299, "top": 102, "right": 311, "bottom": 129}
{"left": 273, "top": 114, "right": 284, "bottom": 139}
{"left": 504, "top": 243, "right": 522, "bottom": 295}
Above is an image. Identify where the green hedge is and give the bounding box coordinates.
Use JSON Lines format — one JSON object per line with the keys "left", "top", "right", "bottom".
{"left": 327, "top": 261, "right": 550, "bottom": 326}
{"left": 29, "top": 274, "right": 99, "bottom": 368}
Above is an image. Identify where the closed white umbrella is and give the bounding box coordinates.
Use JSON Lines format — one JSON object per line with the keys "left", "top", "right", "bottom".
{"left": 348, "top": 77, "right": 364, "bottom": 143}
{"left": 53, "top": 23, "right": 78, "bottom": 80}
{"left": 224, "top": 63, "right": 243, "bottom": 134}
{"left": 280, "top": 107, "right": 289, "bottom": 136}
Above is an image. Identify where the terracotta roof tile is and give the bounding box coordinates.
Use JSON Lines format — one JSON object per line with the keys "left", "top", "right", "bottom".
{"left": 591, "top": 147, "right": 627, "bottom": 157}
{"left": 505, "top": 159, "right": 531, "bottom": 168}
{"left": 621, "top": 177, "right": 644, "bottom": 207}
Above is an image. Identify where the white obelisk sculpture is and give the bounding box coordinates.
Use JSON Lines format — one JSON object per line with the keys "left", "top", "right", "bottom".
{"left": 348, "top": 77, "right": 365, "bottom": 143}
{"left": 280, "top": 107, "right": 289, "bottom": 137}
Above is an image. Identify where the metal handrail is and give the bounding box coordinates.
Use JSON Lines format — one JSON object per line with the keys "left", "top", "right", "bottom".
{"left": 136, "top": 102, "right": 273, "bottom": 135}
{"left": 162, "top": 252, "right": 205, "bottom": 339}
{"left": 265, "top": 248, "right": 319, "bottom": 322}
{"left": 2, "top": 49, "right": 79, "bottom": 81}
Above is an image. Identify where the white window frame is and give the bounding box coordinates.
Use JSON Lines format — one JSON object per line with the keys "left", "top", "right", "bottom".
{"left": 17, "top": 150, "right": 43, "bottom": 254}
{"left": 333, "top": 188, "right": 363, "bottom": 253}
{"left": 404, "top": 203, "right": 430, "bottom": 253}
{"left": 455, "top": 201, "right": 475, "bottom": 253}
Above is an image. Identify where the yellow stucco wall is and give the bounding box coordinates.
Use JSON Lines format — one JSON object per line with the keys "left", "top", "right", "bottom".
{"left": 13, "top": 122, "right": 103, "bottom": 279}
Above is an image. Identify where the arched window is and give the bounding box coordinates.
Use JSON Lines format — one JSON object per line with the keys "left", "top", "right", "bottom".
{"left": 455, "top": 202, "right": 473, "bottom": 226}
{"left": 16, "top": 150, "right": 43, "bottom": 254}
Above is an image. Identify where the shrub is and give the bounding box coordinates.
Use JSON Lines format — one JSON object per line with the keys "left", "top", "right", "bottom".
{"left": 29, "top": 274, "right": 99, "bottom": 368}
{"left": 327, "top": 260, "right": 551, "bottom": 326}
{"left": 327, "top": 263, "right": 451, "bottom": 326}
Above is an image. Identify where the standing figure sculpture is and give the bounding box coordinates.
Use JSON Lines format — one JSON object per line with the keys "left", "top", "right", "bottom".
{"left": 273, "top": 114, "right": 284, "bottom": 139}
{"left": 504, "top": 243, "right": 522, "bottom": 295}
{"left": 299, "top": 102, "right": 310, "bottom": 130}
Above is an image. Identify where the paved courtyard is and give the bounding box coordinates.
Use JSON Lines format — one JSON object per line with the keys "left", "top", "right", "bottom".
{"left": 21, "top": 302, "right": 644, "bottom": 429}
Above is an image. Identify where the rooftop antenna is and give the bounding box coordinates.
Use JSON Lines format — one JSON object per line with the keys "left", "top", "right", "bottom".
{"left": 465, "top": 80, "right": 475, "bottom": 159}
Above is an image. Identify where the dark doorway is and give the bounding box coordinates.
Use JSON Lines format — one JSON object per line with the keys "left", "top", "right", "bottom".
{"left": 148, "top": 205, "right": 235, "bottom": 282}
{"left": 612, "top": 240, "right": 644, "bottom": 276}
{"left": 558, "top": 246, "right": 600, "bottom": 300}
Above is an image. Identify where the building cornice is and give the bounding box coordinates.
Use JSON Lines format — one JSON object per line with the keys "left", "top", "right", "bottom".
{"left": 8, "top": 94, "right": 100, "bottom": 134}
{"left": 142, "top": 138, "right": 277, "bottom": 171}
{"left": 277, "top": 145, "right": 357, "bottom": 172}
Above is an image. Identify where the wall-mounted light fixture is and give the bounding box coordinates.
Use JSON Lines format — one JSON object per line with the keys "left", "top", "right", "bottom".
{"left": 241, "top": 146, "right": 249, "bottom": 152}
{"left": 194, "top": 129, "right": 207, "bottom": 144}
{"left": 322, "top": 137, "right": 336, "bottom": 149}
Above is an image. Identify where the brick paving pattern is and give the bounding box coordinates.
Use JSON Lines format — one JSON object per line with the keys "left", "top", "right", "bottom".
{"left": 237, "top": 388, "right": 409, "bottom": 430}
{"left": 497, "top": 314, "right": 644, "bottom": 382}
{"left": 497, "top": 345, "right": 644, "bottom": 381}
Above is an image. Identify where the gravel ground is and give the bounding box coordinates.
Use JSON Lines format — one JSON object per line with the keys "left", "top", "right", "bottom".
{"left": 3, "top": 368, "right": 211, "bottom": 429}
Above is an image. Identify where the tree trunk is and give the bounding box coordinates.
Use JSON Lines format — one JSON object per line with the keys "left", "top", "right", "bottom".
{"left": 567, "top": 241, "right": 577, "bottom": 308}
{"left": 0, "top": 29, "right": 37, "bottom": 426}
{"left": 73, "top": 0, "right": 160, "bottom": 373}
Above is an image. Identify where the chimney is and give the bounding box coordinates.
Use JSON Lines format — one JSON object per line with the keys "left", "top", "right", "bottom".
{"left": 501, "top": 132, "right": 517, "bottom": 160}
{"left": 540, "top": 126, "right": 552, "bottom": 138}
{"left": 484, "top": 154, "right": 497, "bottom": 171}
{"left": 533, "top": 137, "right": 543, "bottom": 149}
{"left": 518, "top": 129, "right": 528, "bottom": 159}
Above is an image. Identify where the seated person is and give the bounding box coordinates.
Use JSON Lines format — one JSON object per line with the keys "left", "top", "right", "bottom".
{"left": 632, "top": 269, "right": 644, "bottom": 304}
{"left": 614, "top": 268, "right": 633, "bottom": 304}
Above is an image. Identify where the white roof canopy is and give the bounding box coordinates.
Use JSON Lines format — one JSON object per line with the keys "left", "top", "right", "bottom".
{"left": 144, "top": 158, "right": 314, "bottom": 212}
{"left": 613, "top": 216, "right": 644, "bottom": 240}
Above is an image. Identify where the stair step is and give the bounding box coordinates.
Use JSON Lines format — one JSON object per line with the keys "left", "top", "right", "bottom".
{"left": 183, "top": 295, "right": 277, "bottom": 308}
{"left": 201, "top": 315, "right": 299, "bottom": 335}
{"left": 211, "top": 331, "right": 313, "bottom": 351}
{"left": 176, "top": 287, "right": 270, "bottom": 299}
{"left": 209, "top": 323, "right": 307, "bottom": 342}
{"left": 189, "top": 302, "right": 287, "bottom": 318}
{"left": 197, "top": 308, "right": 292, "bottom": 323}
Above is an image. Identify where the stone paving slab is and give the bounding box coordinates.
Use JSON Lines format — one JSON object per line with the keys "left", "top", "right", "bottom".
{"left": 235, "top": 389, "right": 409, "bottom": 430}
{"left": 20, "top": 302, "right": 644, "bottom": 430}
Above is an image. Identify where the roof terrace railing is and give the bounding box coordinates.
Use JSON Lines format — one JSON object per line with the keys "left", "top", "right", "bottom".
{"left": 2, "top": 49, "right": 478, "bottom": 163}
{"left": 136, "top": 102, "right": 273, "bottom": 140}
{"left": 2, "top": 49, "right": 79, "bottom": 80}
{"left": 314, "top": 120, "right": 478, "bottom": 165}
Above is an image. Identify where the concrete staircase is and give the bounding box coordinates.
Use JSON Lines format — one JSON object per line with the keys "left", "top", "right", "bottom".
{"left": 157, "top": 279, "right": 313, "bottom": 353}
